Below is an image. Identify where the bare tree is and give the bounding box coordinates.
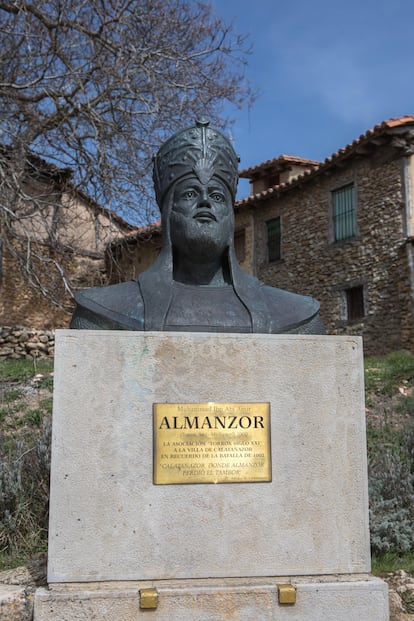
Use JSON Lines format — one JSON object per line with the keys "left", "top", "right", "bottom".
{"left": 0, "top": 0, "right": 253, "bottom": 311}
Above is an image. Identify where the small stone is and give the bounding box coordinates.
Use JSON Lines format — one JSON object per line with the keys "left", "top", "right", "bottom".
{"left": 0, "top": 585, "right": 33, "bottom": 621}
{"left": 35, "top": 343, "right": 48, "bottom": 352}
{"left": 389, "top": 590, "right": 405, "bottom": 614}
{"left": 396, "top": 570, "right": 408, "bottom": 578}
{"left": 0, "top": 348, "right": 14, "bottom": 356}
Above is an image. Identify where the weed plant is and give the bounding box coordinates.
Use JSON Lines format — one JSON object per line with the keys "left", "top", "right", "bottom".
{"left": 372, "top": 550, "right": 414, "bottom": 574}
{"left": 0, "top": 359, "right": 53, "bottom": 383}
{"left": 0, "top": 359, "right": 52, "bottom": 565}
{"left": 364, "top": 350, "right": 414, "bottom": 395}
{"left": 365, "top": 350, "right": 414, "bottom": 562}
{"left": 0, "top": 421, "right": 51, "bottom": 559}
{"left": 368, "top": 431, "right": 414, "bottom": 555}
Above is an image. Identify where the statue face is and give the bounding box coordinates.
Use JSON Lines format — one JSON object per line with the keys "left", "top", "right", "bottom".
{"left": 169, "top": 175, "right": 233, "bottom": 261}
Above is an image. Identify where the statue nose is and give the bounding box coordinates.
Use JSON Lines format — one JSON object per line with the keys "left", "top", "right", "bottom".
{"left": 198, "top": 191, "right": 212, "bottom": 208}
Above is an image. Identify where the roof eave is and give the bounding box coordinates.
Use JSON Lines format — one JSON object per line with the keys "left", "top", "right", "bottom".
{"left": 236, "top": 115, "right": 414, "bottom": 208}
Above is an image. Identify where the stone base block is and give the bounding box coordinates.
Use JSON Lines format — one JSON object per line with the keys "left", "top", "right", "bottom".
{"left": 49, "top": 332, "right": 371, "bottom": 581}
{"left": 34, "top": 576, "right": 389, "bottom": 621}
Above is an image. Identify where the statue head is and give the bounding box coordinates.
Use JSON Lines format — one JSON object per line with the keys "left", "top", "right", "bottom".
{"left": 152, "top": 121, "right": 240, "bottom": 278}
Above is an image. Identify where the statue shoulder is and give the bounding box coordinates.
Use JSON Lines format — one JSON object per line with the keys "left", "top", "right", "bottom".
{"left": 71, "top": 280, "right": 144, "bottom": 330}
{"left": 260, "top": 284, "right": 325, "bottom": 334}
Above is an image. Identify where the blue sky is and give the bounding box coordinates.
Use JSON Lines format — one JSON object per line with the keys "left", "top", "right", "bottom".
{"left": 213, "top": 0, "right": 414, "bottom": 197}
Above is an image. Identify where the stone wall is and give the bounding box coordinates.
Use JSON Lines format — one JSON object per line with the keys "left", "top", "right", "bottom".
{"left": 0, "top": 168, "right": 133, "bottom": 329}
{"left": 0, "top": 325, "right": 55, "bottom": 359}
{"left": 238, "top": 152, "right": 414, "bottom": 355}
{"left": 0, "top": 243, "right": 111, "bottom": 329}
{"left": 233, "top": 208, "right": 255, "bottom": 275}
{"left": 107, "top": 231, "right": 162, "bottom": 284}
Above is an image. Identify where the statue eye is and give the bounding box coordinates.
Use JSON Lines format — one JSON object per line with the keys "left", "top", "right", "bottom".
{"left": 211, "top": 192, "right": 225, "bottom": 202}
{"left": 184, "top": 190, "right": 196, "bottom": 199}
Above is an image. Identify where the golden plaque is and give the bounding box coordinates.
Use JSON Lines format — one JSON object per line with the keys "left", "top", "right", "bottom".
{"left": 153, "top": 402, "right": 271, "bottom": 485}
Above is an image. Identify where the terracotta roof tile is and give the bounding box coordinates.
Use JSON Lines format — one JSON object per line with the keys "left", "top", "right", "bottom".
{"left": 236, "top": 115, "right": 414, "bottom": 207}
{"left": 111, "top": 219, "right": 161, "bottom": 244}
{"left": 239, "top": 154, "right": 320, "bottom": 178}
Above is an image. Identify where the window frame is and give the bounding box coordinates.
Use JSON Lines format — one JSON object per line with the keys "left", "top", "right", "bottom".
{"left": 346, "top": 285, "right": 365, "bottom": 321}
{"left": 265, "top": 216, "right": 282, "bottom": 263}
{"left": 338, "top": 283, "right": 366, "bottom": 322}
{"left": 332, "top": 182, "right": 357, "bottom": 242}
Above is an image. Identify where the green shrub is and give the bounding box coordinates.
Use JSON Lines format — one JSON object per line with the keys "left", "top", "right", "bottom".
{"left": 0, "top": 419, "right": 51, "bottom": 557}
{"left": 369, "top": 428, "right": 414, "bottom": 555}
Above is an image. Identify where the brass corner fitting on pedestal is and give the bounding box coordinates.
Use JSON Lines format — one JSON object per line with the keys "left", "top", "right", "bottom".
{"left": 139, "top": 588, "right": 158, "bottom": 609}
{"left": 277, "top": 583, "right": 297, "bottom": 605}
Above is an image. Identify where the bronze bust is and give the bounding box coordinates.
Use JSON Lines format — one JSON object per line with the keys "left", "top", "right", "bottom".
{"left": 70, "top": 120, "right": 324, "bottom": 334}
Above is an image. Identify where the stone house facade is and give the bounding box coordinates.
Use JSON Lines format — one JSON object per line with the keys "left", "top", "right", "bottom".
{"left": 0, "top": 155, "right": 133, "bottom": 329}
{"left": 109, "top": 115, "right": 414, "bottom": 355}
{"left": 237, "top": 115, "right": 414, "bottom": 354}
{"left": 107, "top": 221, "right": 162, "bottom": 284}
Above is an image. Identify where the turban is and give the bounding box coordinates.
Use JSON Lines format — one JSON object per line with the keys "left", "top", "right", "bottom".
{"left": 153, "top": 120, "right": 239, "bottom": 208}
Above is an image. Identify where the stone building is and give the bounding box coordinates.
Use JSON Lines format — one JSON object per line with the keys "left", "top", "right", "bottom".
{"left": 109, "top": 115, "right": 414, "bottom": 355}
{"left": 237, "top": 115, "right": 414, "bottom": 354}
{"left": 107, "top": 220, "right": 162, "bottom": 284}
{"left": 0, "top": 154, "right": 133, "bottom": 329}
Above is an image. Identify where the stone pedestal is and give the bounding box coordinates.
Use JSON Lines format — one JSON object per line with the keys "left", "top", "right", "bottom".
{"left": 34, "top": 331, "right": 389, "bottom": 620}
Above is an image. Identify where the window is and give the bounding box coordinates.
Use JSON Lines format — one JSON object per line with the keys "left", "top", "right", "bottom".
{"left": 346, "top": 285, "right": 364, "bottom": 320}
{"left": 267, "top": 173, "right": 280, "bottom": 188}
{"left": 234, "top": 229, "right": 246, "bottom": 263}
{"left": 332, "top": 183, "right": 356, "bottom": 241}
{"left": 266, "top": 217, "right": 281, "bottom": 262}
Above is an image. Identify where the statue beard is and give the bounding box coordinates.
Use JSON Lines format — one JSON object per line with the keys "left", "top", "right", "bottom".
{"left": 169, "top": 212, "right": 231, "bottom": 263}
